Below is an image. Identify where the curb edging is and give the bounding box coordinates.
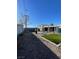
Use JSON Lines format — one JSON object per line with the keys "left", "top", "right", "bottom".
{"left": 33, "top": 33, "right": 61, "bottom": 58}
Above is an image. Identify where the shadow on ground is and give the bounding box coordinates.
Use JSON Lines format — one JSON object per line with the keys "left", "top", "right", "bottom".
{"left": 17, "top": 31, "right": 60, "bottom": 59}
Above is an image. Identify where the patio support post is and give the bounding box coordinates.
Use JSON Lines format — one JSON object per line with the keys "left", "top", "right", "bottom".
{"left": 48, "top": 26, "right": 50, "bottom": 32}
{"left": 54, "top": 27, "right": 56, "bottom": 33}
{"left": 56, "top": 27, "right": 59, "bottom": 33}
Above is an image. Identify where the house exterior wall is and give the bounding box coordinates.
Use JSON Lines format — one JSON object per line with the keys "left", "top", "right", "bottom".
{"left": 17, "top": 24, "right": 24, "bottom": 35}
{"left": 37, "top": 25, "right": 61, "bottom": 33}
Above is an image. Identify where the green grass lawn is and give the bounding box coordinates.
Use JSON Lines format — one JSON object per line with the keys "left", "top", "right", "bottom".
{"left": 42, "top": 34, "right": 61, "bottom": 44}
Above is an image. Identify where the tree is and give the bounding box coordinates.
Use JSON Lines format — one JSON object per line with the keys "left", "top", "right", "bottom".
{"left": 50, "top": 24, "right": 54, "bottom": 26}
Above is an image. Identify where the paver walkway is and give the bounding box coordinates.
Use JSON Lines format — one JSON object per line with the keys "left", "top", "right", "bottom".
{"left": 17, "top": 31, "right": 59, "bottom": 59}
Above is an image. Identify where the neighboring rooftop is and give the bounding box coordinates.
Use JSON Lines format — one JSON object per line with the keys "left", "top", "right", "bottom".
{"left": 38, "top": 24, "right": 61, "bottom": 28}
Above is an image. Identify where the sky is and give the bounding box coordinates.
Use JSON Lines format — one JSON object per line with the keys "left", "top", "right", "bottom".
{"left": 17, "top": 0, "right": 61, "bottom": 28}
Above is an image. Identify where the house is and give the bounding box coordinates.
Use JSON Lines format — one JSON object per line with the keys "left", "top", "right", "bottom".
{"left": 17, "top": 24, "right": 24, "bottom": 35}
{"left": 37, "top": 24, "right": 61, "bottom": 34}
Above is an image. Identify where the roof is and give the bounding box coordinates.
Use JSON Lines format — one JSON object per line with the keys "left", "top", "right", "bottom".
{"left": 38, "top": 24, "right": 60, "bottom": 27}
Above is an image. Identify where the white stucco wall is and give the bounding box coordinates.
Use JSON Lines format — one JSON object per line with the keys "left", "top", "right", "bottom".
{"left": 17, "top": 24, "right": 24, "bottom": 35}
